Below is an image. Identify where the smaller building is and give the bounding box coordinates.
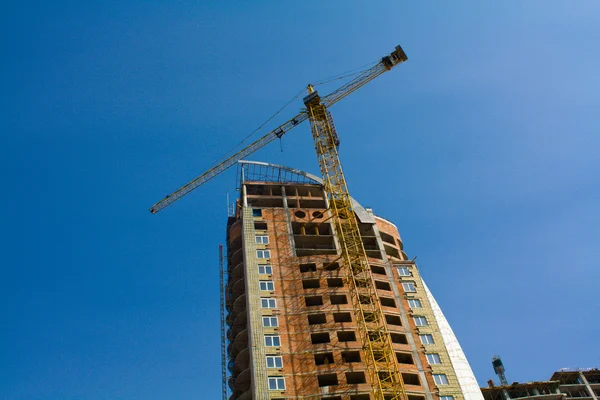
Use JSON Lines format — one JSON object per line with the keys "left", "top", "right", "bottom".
{"left": 481, "top": 380, "right": 563, "bottom": 400}
{"left": 481, "top": 369, "right": 600, "bottom": 400}
{"left": 551, "top": 369, "right": 600, "bottom": 400}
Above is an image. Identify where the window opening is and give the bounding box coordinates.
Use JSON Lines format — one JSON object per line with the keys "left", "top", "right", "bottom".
{"left": 305, "top": 296, "right": 323, "bottom": 307}
{"left": 256, "top": 235, "right": 269, "bottom": 244}
{"left": 258, "top": 265, "right": 273, "bottom": 275}
{"left": 317, "top": 374, "right": 338, "bottom": 387}
{"left": 402, "top": 282, "right": 416, "bottom": 292}
{"left": 261, "top": 298, "right": 277, "bottom": 308}
{"left": 257, "top": 249, "right": 271, "bottom": 259}
{"left": 259, "top": 281, "right": 274, "bottom": 291}
{"left": 266, "top": 356, "right": 283, "bottom": 368}
{"left": 330, "top": 294, "right": 348, "bottom": 304}
{"left": 426, "top": 353, "right": 441, "bottom": 364}
{"left": 262, "top": 316, "right": 278, "bottom": 327}
{"left": 433, "top": 374, "right": 449, "bottom": 385}
{"left": 420, "top": 334, "right": 434, "bottom": 344}
{"left": 268, "top": 376, "right": 285, "bottom": 390}
{"left": 407, "top": 299, "right": 422, "bottom": 308}
{"left": 264, "top": 335, "right": 280, "bottom": 347}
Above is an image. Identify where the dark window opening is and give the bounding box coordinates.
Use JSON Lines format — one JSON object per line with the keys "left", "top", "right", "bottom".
{"left": 408, "top": 396, "right": 426, "bottom": 400}
{"left": 350, "top": 395, "right": 371, "bottom": 400}
{"left": 341, "top": 351, "right": 361, "bottom": 363}
{"left": 396, "top": 352, "right": 414, "bottom": 365}
{"left": 324, "top": 262, "right": 340, "bottom": 271}
{"left": 371, "top": 265, "right": 387, "bottom": 275}
{"left": 359, "top": 295, "right": 373, "bottom": 305}
{"left": 311, "top": 332, "right": 330, "bottom": 344}
{"left": 327, "top": 278, "right": 343, "bottom": 287}
{"left": 302, "top": 279, "right": 320, "bottom": 289}
{"left": 308, "top": 313, "right": 327, "bottom": 325}
{"left": 385, "top": 314, "right": 402, "bottom": 326}
{"left": 333, "top": 312, "right": 352, "bottom": 323}
{"left": 380, "top": 297, "right": 396, "bottom": 307}
{"left": 254, "top": 222, "right": 268, "bottom": 230}
{"left": 314, "top": 352, "right": 334, "bottom": 366}
{"left": 337, "top": 331, "right": 356, "bottom": 342}
{"left": 330, "top": 294, "right": 348, "bottom": 305}
{"left": 390, "top": 333, "right": 408, "bottom": 344}
{"left": 305, "top": 296, "right": 324, "bottom": 307}
{"left": 300, "top": 263, "right": 317, "bottom": 273}
{"left": 380, "top": 231, "right": 396, "bottom": 245}
{"left": 318, "top": 373, "right": 338, "bottom": 387}
{"left": 402, "top": 373, "right": 420, "bottom": 386}
{"left": 375, "top": 280, "right": 392, "bottom": 291}
{"left": 346, "top": 372, "right": 366, "bottom": 384}
{"left": 252, "top": 209, "right": 262, "bottom": 217}
{"left": 294, "top": 210, "right": 306, "bottom": 218}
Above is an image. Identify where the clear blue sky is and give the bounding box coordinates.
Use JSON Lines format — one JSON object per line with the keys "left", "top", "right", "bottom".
{"left": 2, "top": 2, "right": 599, "bottom": 399}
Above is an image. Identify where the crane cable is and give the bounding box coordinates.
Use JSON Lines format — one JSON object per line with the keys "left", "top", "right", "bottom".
{"left": 207, "top": 60, "right": 377, "bottom": 168}
{"left": 313, "top": 60, "right": 378, "bottom": 86}
{"left": 209, "top": 87, "right": 306, "bottom": 167}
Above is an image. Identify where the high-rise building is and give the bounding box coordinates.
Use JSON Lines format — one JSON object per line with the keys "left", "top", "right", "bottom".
{"left": 225, "top": 161, "right": 483, "bottom": 400}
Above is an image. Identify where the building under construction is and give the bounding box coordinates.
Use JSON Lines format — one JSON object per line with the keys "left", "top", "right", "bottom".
{"left": 149, "top": 44, "right": 485, "bottom": 400}
{"left": 223, "top": 161, "right": 483, "bottom": 400}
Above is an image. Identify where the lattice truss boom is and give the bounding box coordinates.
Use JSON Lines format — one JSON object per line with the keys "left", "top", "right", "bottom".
{"left": 305, "top": 98, "right": 406, "bottom": 400}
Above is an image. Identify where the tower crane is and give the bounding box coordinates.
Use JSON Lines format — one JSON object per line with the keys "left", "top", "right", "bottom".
{"left": 150, "top": 45, "right": 408, "bottom": 400}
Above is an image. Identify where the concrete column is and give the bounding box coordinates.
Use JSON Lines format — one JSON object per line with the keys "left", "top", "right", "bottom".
{"left": 579, "top": 372, "right": 598, "bottom": 400}
{"left": 280, "top": 186, "right": 296, "bottom": 257}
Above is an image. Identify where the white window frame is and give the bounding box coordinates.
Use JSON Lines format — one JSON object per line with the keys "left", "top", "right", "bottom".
{"left": 257, "top": 249, "right": 271, "bottom": 259}
{"left": 258, "top": 265, "right": 273, "bottom": 275}
{"left": 256, "top": 235, "right": 269, "bottom": 244}
{"left": 397, "top": 266, "right": 411, "bottom": 276}
{"left": 262, "top": 316, "right": 278, "bottom": 327}
{"left": 433, "top": 374, "right": 449, "bottom": 385}
{"left": 266, "top": 356, "right": 283, "bottom": 368}
{"left": 261, "top": 298, "right": 277, "bottom": 308}
{"left": 408, "top": 299, "right": 422, "bottom": 308}
{"left": 260, "top": 281, "right": 274, "bottom": 291}
{"left": 402, "top": 282, "right": 416, "bottom": 292}
{"left": 413, "top": 316, "right": 428, "bottom": 326}
{"left": 420, "top": 334, "right": 434, "bottom": 345}
{"left": 268, "top": 376, "right": 285, "bottom": 390}
{"left": 264, "top": 335, "right": 281, "bottom": 347}
{"left": 426, "top": 353, "right": 441, "bottom": 364}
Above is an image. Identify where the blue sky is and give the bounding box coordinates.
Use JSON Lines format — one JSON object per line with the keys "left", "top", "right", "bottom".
{"left": 2, "top": 1, "right": 599, "bottom": 399}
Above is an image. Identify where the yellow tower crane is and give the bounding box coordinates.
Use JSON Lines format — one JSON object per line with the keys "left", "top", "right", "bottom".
{"left": 150, "top": 44, "right": 408, "bottom": 400}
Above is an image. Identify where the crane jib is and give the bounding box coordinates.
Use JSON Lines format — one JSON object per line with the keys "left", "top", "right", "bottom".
{"left": 149, "top": 44, "right": 407, "bottom": 214}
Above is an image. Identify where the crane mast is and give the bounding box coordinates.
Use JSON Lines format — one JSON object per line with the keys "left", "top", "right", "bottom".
{"left": 219, "top": 244, "right": 228, "bottom": 400}
{"left": 304, "top": 83, "right": 406, "bottom": 400}
{"left": 150, "top": 44, "right": 408, "bottom": 400}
